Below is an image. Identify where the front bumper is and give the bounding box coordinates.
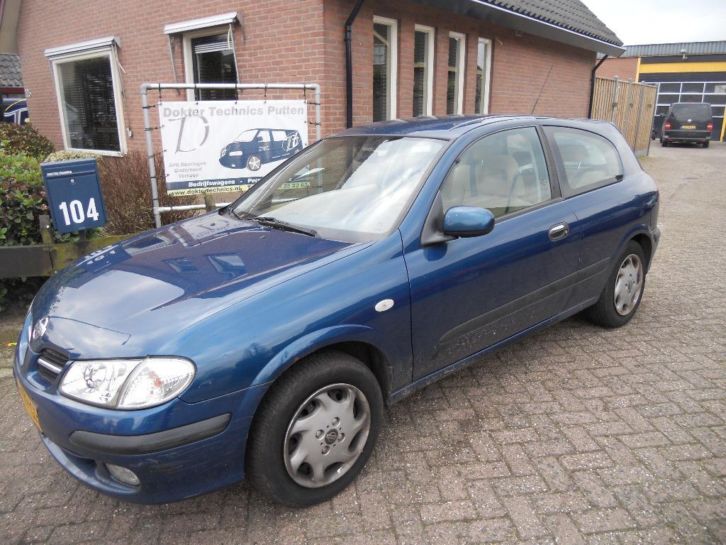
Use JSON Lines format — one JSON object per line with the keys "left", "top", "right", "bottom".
{"left": 14, "top": 346, "right": 267, "bottom": 504}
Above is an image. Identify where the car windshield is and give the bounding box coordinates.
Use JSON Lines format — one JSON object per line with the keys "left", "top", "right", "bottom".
{"left": 236, "top": 129, "right": 258, "bottom": 142}
{"left": 231, "top": 136, "right": 445, "bottom": 242}
{"left": 671, "top": 104, "right": 711, "bottom": 120}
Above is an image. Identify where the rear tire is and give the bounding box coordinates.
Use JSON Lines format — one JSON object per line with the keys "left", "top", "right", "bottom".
{"left": 660, "top": 139, "right": 668, "bottom": 147}
{"left": 585, "top": 241, "right": 646, "bottom": 328}
{"left": 246, "top": 351, "right": 383, "bottom": 507}
{"left": 704, "top": 140, "right": 710, "bottom": 148}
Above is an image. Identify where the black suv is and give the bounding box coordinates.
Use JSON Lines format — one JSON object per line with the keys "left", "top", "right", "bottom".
{"left": 219, "top": 128, "right": 303, "bottom": 171}
{"left": 661, "top": 103, "right": 713, "bottom": 148}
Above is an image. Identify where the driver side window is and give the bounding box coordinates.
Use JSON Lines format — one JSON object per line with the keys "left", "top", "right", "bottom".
{"left": 440, "top": 127, "right": 552, "bottom": 218}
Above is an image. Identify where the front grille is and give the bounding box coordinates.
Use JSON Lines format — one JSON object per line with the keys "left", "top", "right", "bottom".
{"left": 37, "top": 349, "right": 69, "bottom": 382}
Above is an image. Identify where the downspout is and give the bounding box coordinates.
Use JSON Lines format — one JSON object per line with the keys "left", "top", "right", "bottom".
{"left": 345, "top": 0, "right": 365, "bottom": 128}
{"left": 589, "top": 55, "right": 608, "bottom": 118}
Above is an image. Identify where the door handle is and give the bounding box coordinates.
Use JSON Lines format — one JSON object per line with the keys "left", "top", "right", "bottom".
{"left": 548, "top": 222, "right": 569, "bottom": 241}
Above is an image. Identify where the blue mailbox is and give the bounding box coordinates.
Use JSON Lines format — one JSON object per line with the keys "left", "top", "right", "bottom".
{"left": 41, "top": 159, "right": 107, "bottom": 234}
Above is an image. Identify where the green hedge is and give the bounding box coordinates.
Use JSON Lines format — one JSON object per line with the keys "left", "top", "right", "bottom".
{"left": 0, "top": 123, "right": 54, "bottom": 159}
{"left": 0, "top": 125, "right": 55, "bottom": 312}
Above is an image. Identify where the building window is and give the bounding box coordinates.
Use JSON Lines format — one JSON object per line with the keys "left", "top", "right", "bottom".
{"left": 413, "top": 25, "right": 434, "bottom": 117}
{"left": 447, "top": 32, "right": 465, "bottom": 115}
{"left": 46, "top": 38, "right": 126, "bottom": 155}
{"left": 475, "top": 38, "right": 492, "bottom": 114}
{"left": 373, "top": 16, "right": 398, "bottom": 121}
{"left": 183, "top": 29, "right": 238, "bottom": 101}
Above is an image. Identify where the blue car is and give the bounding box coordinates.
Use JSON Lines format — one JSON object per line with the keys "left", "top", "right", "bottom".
{"left": 219, "top": 128, "right": 303, "bottom": 171}
{"left": 15, "top": 116, "right": 660, "bottom": 506}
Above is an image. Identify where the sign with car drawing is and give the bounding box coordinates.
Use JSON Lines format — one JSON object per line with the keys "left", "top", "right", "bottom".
{"left": 158, "top": 100, "right": 308, "bottom": 195}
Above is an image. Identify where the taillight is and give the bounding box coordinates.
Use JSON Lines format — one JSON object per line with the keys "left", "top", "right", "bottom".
{"left": 664, "top": 121, "right": 671, "bottom": 130}
{"left": 706, "top": 121, "right": 713, "bottom": 132}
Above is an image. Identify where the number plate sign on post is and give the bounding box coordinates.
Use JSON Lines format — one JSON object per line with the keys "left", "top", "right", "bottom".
{"left": 41, "top": 159, "right": 106, "bottom": 234}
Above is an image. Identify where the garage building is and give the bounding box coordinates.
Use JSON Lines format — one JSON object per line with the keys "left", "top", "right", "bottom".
{"left": 597, "top": 41, "right": 726, "bottom": 142}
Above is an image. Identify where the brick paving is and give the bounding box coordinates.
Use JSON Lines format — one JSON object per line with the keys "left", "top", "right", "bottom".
{"left": 1, "top": 142, "right": 725, "bottom": 544}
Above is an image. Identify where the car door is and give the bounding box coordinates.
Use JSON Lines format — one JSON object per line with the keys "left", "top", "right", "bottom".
{"left": 404, "top": 126, "right": 581, "bottom": 379}
{"left": 256, "top": 130, "right": 273, "bottom": 162}
{"left": 270, "top": 130, "right": 288, "bottom": 160}
{"left": 542, "top": 125, "right": 637, "bottom": 303}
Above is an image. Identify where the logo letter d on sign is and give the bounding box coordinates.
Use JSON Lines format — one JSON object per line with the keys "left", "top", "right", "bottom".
{"left": 171, "top": 114, "right": 210, "bottom": 153}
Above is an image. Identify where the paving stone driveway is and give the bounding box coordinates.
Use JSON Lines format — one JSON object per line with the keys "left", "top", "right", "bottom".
{"left": 1, "top": 143, "right": 725, "bottom": 545}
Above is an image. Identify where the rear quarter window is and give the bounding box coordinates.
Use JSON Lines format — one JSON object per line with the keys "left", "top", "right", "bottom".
{"left": 544, "top": 127, "right": 623, "bottom": 197}
{"left": 671, "top": 104, "right": 711, "bottom": 120}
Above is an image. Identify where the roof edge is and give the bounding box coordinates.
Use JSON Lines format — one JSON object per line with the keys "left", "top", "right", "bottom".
{"left": 410, "top": 0, "right": 625, "bottom": 56}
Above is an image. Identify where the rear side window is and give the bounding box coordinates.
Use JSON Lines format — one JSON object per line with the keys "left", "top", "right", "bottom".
{"left": 670, "top": 103, "right": 711, "bottom": 120}
{"left": 545, "top": 127, "right": 622, "bottom": 197}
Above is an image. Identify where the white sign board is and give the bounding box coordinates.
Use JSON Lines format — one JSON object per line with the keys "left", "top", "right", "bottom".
{"left": 158, "top": 100, "right": 308, "bottom": 195}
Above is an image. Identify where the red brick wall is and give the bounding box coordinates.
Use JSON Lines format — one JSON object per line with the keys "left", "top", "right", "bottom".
{"left": 18, "top": 0, "right": 596, "bottom": 154}
{"left": 596, "top": 57, "right": 639, "bottom": 81}
{"left": 18, "top": 0, "right": 327, "bottom": 153}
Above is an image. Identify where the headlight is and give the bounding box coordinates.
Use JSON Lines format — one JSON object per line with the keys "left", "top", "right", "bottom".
{"left": 228, "top": 150, "right": 243, "bottom": 157}
{"left": 59, "top": 357, "right": 195, "bottom": 409}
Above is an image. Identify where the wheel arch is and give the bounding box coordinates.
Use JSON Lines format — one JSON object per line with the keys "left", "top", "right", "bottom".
{"left": 613, "top": 223, "right": 656, "bottom": 273}
{"left": 632, "top": 232, "right": 653, "bottom": 270}
{"left": 250, "top": 325, "right": 394, "bottom": 403}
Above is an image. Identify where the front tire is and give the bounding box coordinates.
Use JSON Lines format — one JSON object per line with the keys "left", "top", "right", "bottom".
{"left": 246, "top": 351, "right": 383, "bottom": 507}
{"left": 585, "top": 241, "right": 646, "bottom": 328}
{"left": 246, "top": 154, "right": 262, "bottom": 171}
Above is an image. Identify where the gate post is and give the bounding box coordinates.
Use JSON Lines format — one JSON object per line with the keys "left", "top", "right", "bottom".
{"left": 140, "top": 83, "right": 163, "bottom": 229}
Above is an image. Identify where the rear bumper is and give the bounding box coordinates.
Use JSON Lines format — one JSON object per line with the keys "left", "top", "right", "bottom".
{"left": 662, "top": 131, "right": 710, "bottom": 142}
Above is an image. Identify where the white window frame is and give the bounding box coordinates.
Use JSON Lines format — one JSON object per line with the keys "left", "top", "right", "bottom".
{"left": 448, "top": 32, "right": 466, "bottom": 115}
{"left": 476, "top": 37, "right": 493, "bottom": 114}
{"left": 48, "top": 41, "right": 126, "bottom": 156}
{"left": 414, "top": 24, "right": 435, "bottom": 116}
{"left": 373, "top": 15, "right": 398, "bottom": 120}
{"left": 182, "top": 26, "right": 236, "bottom": 101}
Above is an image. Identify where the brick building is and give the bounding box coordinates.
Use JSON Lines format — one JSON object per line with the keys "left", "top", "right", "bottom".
{"left": 17, "top": 0, "right": 622, "bottom": 156}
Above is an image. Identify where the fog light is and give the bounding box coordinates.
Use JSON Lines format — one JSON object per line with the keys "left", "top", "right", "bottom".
{"left": 106, "top": 463, "right": 140, "bottom": 486}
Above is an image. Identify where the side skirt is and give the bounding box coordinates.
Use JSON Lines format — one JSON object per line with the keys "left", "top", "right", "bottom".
{"left": 388, "top": 297, "right": 598, "bottom": 404}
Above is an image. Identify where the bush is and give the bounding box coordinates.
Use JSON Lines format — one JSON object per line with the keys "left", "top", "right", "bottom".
{"left": 0, "top": 152, "right": 74, "bottom": 245}
{"left": 0, "top": 152, "right": 42, "bottom": 186}
{"left": 0, "top": 159, "right": 48, "bottom": 246}
{"left": 98, "top": 151, "right": 196, "bottom": 234}
{"left": 45, "top": 150, "right": 100, "bottom": 163}
{"left": 0, "top": 152, "right": 51, "bottom": 313}
{"left": 0, "top": 123, "right": 54, "bottom": 159}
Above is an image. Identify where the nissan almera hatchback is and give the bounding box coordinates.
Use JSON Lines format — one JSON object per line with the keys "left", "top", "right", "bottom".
{"left": 15, "top": 116, "right": 660, "bottom": 507}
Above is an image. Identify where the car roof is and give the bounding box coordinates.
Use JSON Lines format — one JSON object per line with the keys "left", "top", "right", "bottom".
{"left": 335, "top": 115, "right": 611, "bottom": 140}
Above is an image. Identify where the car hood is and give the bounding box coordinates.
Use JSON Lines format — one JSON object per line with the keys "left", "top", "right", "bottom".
{"left": 31, "top": 213, "right": 356, "bottom": 358}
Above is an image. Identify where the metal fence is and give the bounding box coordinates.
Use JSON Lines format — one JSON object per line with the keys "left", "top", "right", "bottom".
{"left": 140, "top": 82, "right": 321, "bottom": 228}
{"left": 590, "top": 77, "right": 658, "bottom": 156}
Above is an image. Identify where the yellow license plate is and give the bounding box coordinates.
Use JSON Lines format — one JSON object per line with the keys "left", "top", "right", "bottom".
{"left": 16, "top": 380, "right": 41, "bottom": 431}
{"left": 682, "top": 124, "right": 696, "bottom": 129}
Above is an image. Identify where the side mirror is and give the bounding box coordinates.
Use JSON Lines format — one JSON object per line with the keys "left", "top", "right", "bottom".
{"left": 442, "top": 206, "right": 495, "bottom": 238}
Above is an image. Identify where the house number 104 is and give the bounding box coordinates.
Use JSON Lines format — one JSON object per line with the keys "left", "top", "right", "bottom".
{"left": 57, "top": 198, "right": 100, "bottom": 226}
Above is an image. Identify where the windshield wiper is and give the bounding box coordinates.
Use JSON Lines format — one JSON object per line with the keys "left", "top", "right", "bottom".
{"left": 255, "top": 216, "right": 318, "bottom": 237}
